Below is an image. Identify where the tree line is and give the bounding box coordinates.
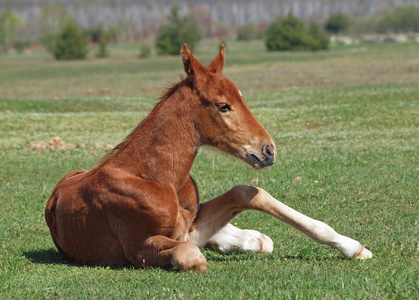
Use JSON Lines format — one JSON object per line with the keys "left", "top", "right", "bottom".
{"left": 1, "top": 4, "right": 419, "bottom": 59}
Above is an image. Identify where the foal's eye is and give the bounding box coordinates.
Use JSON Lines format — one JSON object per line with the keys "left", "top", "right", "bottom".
{"left": 216, "top": 103, "right": 231, "bottom": 112}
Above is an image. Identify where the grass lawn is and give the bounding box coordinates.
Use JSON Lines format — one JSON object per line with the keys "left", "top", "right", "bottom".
{"left": 0, "top": 40, "right": 418, "bottom": 298}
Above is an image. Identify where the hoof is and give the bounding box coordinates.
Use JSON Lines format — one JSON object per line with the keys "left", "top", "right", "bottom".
{"left": 171, "top": 243, "right": 207, "bottom": 272}
{"left": 238, "top": 229, "right": 273, "bottom": 253}
{"left": 259, "top": 233, "right": 274, "bottom": 253}
{"left": 354, "top": 246, "right": 372, "bottom": 260}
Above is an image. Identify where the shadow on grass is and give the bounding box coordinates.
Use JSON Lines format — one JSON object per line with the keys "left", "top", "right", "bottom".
{"left": 24, "top": 248, "right": 70, "bottom": 265}
{"left": 204, "top": 249, "right": 346, "bottom": 263}
{"left": 24, "top": 248, "right": 182, "bottom": 272}
{"left": 23, "top": 248, "right": 131, "bottom": 270}
{"left": 24, "top": 248, "right": 344, "bottom": 272}
{"left": 279, "top": 254, "right": 346, "bottom": 261}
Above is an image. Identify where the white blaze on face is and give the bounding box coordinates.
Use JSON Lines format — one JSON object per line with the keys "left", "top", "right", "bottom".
{"left": 238, "top": 89, "right": 242, "bottom": 97}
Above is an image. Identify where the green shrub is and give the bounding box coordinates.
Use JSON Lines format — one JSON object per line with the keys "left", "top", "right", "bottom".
{"left": 95, "top": 39, "right": 109, "bottom": 58}
{"left": 308, "top": 22, "right": 330, "bottom": 50}
{"left": 378, "top": 6, "right": 419, "bottom": 33}
{"left": 265, "top": 14, "right": 329, "bottom": 51}
{"left": 324, "top": 13, "right": 349, "bottom": 34}
{"left": 13, "top": 40, "right": 30, "bottom": 53}
{"left": 156, "top": 6, "right": 202, "bottom": 55}
{"left": 51, "top": 19, "right": 88, "bottom": 60}
{"left": 87, "top": 26, "right": 105, "bottom": 43}
{"left": 0, "top": 10, "right": 23, "bottom": 53}
{"left": 139, "top": 44, "right": 151, "bottom": 58}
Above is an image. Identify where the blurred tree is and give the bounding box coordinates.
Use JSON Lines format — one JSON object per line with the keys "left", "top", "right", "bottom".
{"left": 378, "top": 6, "right": 419, "bottom": 33}
{"left": 308, "top": 21, "right": 330, "bottom": 50}
{"left": 95, "top": 38, "right": 109, "bottom": 58}
{"left": 265, "top": 14, "right": 329, "bottom": 51}
{"left": 14, "top": 40, "right": 30, "bottom": 53}
{"left": 87, "top": 25, "right": 105, "bottom": 43}
{"left": 139, "top": 44, "right": 151, "bottom": 59}
{"left": 0, "top": 10, "right": 23, "bottom": 53}
{"left": 50, "top": 19, "right": 88, "bottom": 60}
{"left": 324, "top": 13, "right": 349, "bottom": 34}
{"left": 156, "top": 5, "right": 202, "bottom": 55}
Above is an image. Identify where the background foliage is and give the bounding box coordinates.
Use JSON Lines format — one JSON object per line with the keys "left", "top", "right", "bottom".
{"left": 155, "top": 5, "right": 202, "bottom": 55}
{"left": 378, "top": 5, "right": 419, "bottom": 33}
{"left": 265, "top": 14, "right": 329, "bottom": 51}
{"left": 0, "top": 10, "right": 23, "bottom": 53}
{"left": 1, "top": 3, "right": 419, "bottom": 58}
{"left": 324, "top": 13, "right": 349, "bottom": 34}
{"left": 49, "top": 19, "right": 88, "bottom": 60}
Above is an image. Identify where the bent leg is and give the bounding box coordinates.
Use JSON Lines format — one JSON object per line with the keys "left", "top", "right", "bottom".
{"left": 122, "top": 235, "right": 207, "bottom": 272}
{"left": 205, "top": 223, "right": 273, "bottom": 253}
{"left": 189, "top": 185, "right": 372, "bottom": 259}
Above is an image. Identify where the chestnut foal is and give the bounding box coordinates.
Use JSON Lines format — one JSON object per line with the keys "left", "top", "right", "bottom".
{"left": 45, "top": 45, "right": 372, "bottom": 272}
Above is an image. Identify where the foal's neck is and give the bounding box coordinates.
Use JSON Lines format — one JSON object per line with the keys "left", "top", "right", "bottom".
{"left": 105, "top": 82, "right": 200, "bottom": 189}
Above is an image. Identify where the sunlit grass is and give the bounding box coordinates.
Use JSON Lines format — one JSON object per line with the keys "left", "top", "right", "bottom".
{"left": 1, "top": 40, "right": 418, "bottom": 100}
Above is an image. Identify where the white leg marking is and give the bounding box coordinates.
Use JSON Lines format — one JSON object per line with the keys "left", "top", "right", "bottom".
{"left": 252, "top": 188, "right": 372, "bottom": 259}
{"left": 205, "top": 223, "right": 273, "bottom": 254}
{"left": 188, "top": 185, "right": 372, "bottom": 259}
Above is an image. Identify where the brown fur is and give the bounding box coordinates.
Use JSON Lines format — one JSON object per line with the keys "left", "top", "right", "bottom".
{"left": 45, "top": 45, "right": 276, "bottom": 271}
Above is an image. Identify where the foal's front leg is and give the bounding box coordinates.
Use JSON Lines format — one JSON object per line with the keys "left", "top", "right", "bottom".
{"left": 189, "top": 185, "right": 372, "bottom": 259}
{"left": 204, "top": 223, "right": 273, "bottom": 253}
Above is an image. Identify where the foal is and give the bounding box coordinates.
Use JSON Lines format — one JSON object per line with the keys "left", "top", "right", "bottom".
{"left": 45, "top": 44, "right": 372, "bottom": 272}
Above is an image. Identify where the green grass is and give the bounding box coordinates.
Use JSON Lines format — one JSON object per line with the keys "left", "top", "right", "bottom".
{"left": 0, "top": 40, "right": 418, "bottom": 299}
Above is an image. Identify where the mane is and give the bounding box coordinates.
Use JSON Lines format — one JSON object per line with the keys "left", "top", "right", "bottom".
{"left": 95, "top": 80, "right": 189, "bottom": 167}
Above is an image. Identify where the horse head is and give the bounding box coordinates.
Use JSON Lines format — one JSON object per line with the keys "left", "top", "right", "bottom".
{"left": 182, "top": 44, "right": 276, "bottom": 169}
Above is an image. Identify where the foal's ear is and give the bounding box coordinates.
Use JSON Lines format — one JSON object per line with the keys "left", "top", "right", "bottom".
{"left": 182, "top": 44, "right": 205, "bottom": 80}
{"left": 208, "top": 44, "right": 225, "bottom": 73}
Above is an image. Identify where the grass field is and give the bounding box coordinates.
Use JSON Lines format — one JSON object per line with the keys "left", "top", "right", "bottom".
{"left": 0, "top": 40, "right": 418, "bottom": 299}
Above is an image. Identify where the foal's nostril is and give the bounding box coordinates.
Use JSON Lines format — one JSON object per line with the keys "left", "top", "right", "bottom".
{"left": 263, "top": 144, "right": 273, "bottom": 159}
{"left": 249, "top": 143, "right": 276, "bottom": 168}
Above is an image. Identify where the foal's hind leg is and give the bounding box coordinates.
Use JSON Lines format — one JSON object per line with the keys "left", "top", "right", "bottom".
{"left": 138, "top": 235, "right": 207, "bottom": 272}
{"left": 113, "top": 227, "right": 207, "bottom": 271}
{"left": 189, "top": 185, "right": 372, "bottom": 259}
